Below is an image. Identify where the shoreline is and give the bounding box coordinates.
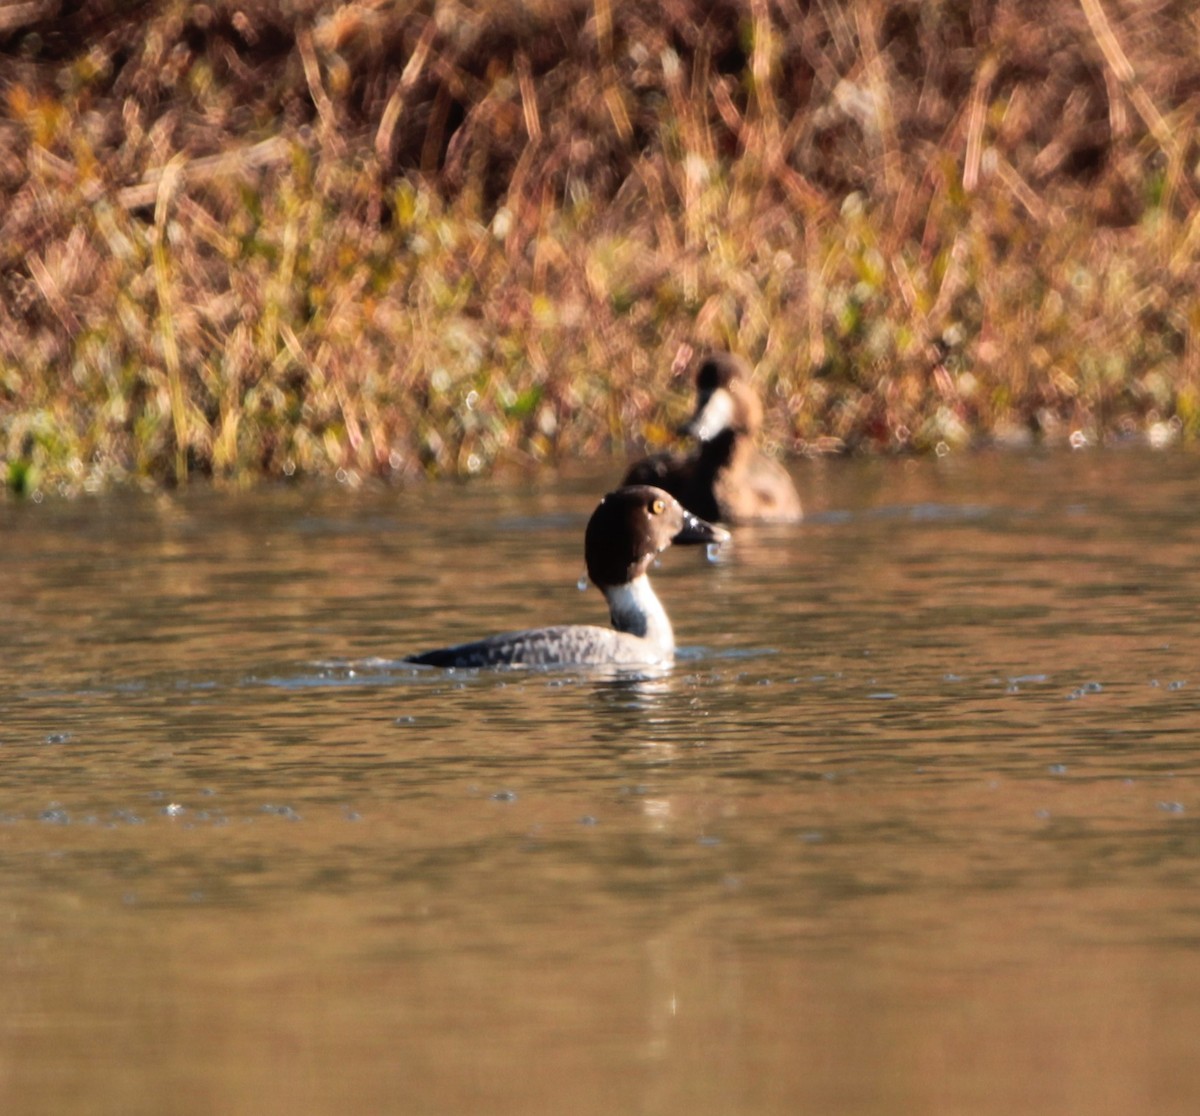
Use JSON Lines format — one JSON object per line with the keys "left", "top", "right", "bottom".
{"left": 4, "top": 1, "right": 1199, "bottom": 495}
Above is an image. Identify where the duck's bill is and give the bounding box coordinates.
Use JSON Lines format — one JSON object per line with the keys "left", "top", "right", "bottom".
{"left": 673, "top": 511, "right": 731, "bottom": 547}
{"left": 679, "top": 387, "right": 735, "bottom": 441}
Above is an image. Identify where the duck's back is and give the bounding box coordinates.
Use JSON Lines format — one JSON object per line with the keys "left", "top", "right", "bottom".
{"left": 405, "top": 624, "right": 668, "bottom": 669}
{"left": 622, "top": 450, "right": 687, "bottom": 491}
{"left": 716, "top": 450, "right": 803, "bottom": 524}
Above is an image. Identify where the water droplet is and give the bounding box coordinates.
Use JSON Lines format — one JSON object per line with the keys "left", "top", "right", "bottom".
{"left": 577, "top": 573, "right": 589, "bottom": 591}
{"left": 1159, "top": 801, "right": 1186, "bottom": 814}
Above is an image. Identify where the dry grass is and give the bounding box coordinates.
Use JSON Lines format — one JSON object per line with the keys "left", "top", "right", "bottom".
{"left": 3, "top": 0, "right": 1200, "bottom": 494}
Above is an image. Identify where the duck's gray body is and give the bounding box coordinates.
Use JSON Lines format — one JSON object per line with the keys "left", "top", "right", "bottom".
{"left": 405, "top": 487, "right": 728, "bottom": 670}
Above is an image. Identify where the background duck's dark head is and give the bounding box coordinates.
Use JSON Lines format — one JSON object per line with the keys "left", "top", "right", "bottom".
{"left": 682, "top": 352, "right": 763, "bottom": 440}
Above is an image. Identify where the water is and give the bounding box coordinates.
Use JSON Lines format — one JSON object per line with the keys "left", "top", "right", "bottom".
{"left": 3, "top": 449, "right": 1200, "bottom": 1114}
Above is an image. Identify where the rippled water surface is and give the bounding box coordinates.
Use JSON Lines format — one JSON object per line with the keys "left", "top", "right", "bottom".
{"left": 3, "top": 449, "right": 1200, "bottom": 1114}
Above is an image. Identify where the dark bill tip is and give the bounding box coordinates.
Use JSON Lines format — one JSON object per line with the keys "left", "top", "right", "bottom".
{"left": 673, "top": 510, "right": 731, "bottom": 547}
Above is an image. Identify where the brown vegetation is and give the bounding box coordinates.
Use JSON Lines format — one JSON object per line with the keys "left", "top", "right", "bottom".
{"left": 3, "top": 0, "right": 1200, "bottom": 494}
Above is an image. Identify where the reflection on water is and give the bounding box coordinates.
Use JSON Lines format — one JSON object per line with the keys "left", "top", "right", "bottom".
{"left": 3, "top": 450, "right": 1200, "bottom": 1114}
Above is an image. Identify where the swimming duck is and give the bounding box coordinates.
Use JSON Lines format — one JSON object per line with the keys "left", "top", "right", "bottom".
{"left": 404, "top": 485, "right": 729, "bottom": 669}
{"left": 623, "top": 351, "right": 802, "bottom": 524}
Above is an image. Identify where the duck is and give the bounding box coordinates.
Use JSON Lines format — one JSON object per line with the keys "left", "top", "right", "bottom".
{"left": 404, "top": 485, "right": 729, "bottom": 669}
{"left": 623, "top": 351, "right": 802, "bottom": 524}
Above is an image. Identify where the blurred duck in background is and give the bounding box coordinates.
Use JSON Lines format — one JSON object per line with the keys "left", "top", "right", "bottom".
{"left": 623, "top": 351, "right": 802, "bottom": 525}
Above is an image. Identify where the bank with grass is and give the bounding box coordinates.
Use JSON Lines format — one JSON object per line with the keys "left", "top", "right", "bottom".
{"left": 3, "top": 0, "right": 1200, "bottom": 495}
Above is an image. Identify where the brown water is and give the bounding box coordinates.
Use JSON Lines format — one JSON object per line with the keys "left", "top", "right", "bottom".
{"left": 2, "top": 448, "right": 1200, "bottom": 1114}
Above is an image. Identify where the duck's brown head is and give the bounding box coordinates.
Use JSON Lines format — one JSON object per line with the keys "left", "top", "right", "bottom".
{"left": 681, "top": 352, "right": 763, "bottom": 441}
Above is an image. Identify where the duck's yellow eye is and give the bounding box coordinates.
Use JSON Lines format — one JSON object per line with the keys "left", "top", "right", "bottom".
{"left": 651, "top": 498, "right": 665, "bottom": 515}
